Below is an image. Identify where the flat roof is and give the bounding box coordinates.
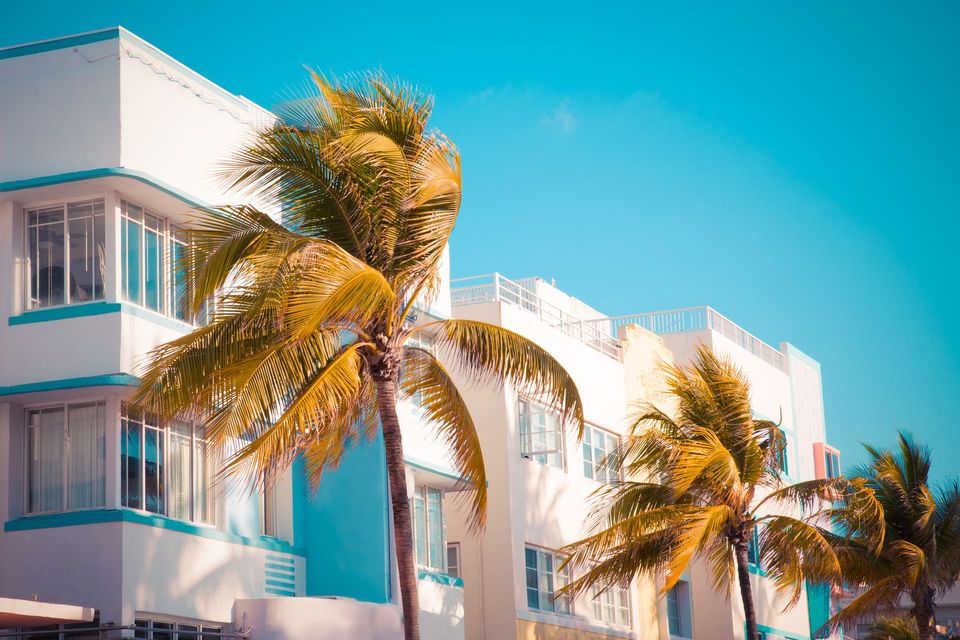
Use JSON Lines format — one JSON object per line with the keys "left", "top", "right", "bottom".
{"left": 0, "top": 597, "right": 95, "bottom": 628}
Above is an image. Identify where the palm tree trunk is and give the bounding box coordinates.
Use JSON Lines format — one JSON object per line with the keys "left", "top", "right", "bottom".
{"left": 375, "top": 375, "right": 421, "bottom": 640}
{"left": 913, "top": 589, "right": 936, "bottom": 640}
{"left": 734, "top": 540, "right": 760, "bottom": 640}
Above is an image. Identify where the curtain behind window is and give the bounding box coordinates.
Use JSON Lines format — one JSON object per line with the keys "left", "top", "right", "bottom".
{"left": 68, "top": 402, "right": 105, "bottom": 508}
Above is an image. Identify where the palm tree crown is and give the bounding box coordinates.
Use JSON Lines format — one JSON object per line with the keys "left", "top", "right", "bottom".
{"left": 132, "top": 72, "right": 583, "bottom": 640}
{"left": 560, "top": 346, "right": 879, "bottom": 640}
{"left": 829, "top": 433, "right": 960, "bottom": 640}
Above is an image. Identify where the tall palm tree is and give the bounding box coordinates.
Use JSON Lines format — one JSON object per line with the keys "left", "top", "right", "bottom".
{"left": 827, "top": 434, "right": 960, "bottom": 640}
{"left": 559, "top": 346, "right": 881, "bottom": 640}
{"left": 131, "top": 72, "right": 583, "bottom": 640}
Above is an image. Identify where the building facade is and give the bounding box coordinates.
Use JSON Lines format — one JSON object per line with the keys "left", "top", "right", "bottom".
{"left": 0, "top": 28, "right": 464, "bottom": 640}
{"left": 446, "top": 278, "right": 845, "bottom": 640}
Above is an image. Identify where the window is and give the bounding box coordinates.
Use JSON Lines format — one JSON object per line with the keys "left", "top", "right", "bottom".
{"left": 583, "top": 424, "right": 618, "bottom": 483}
{"left": 591, "top": 583, "right": 631, "bottom": 627}
{"left": 519, "top": 399, "right": 564, "bottom": 468}
{"left": 121, "top": 200, "right": 206, "bottom": 323}
{"left": 412, "top": 484, "right": 445, "bottom": 571}
{"left": 121, "top": 406, "right": 216, "bottom": 524}
{"left": 825, "top": 449, "right": 840, "bottom": 479}
{"left": 775, "top": 431, "right": 789, "bottom": 476}
{"left": 262, "top": 482, "right": 279, "bottom": 537}
{"left": 134, "top": 619, "right": 222, "bottom": 640}
{"left": 26, "top": 200, "right": 105, "bottom": 309}
{"left": 25, "top": 402, "right": 105, "bottom": 514}
{"left": 524, "top": 545, "right": 571, "bottom": 614}
{"left": 666, "top": 580, "right": 692, "bottom": 638}
{"left": 446, "top": 543, "right": 461, "bottom": 579}
{"left": 7, "top": 611, "right": 102, "bottom": 640}
{"left": 405, "top": 330, "right": 435, "bottom": 408}
{"left": 747, "top": 525, "right": 761, "bottom": 567}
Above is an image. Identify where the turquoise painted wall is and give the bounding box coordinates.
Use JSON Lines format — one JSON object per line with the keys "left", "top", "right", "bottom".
{"left": 806, "top": 580, "right": 832, "bottom": 639}
{"left": 293, "top": 432, "right": 392, "bottom": 604}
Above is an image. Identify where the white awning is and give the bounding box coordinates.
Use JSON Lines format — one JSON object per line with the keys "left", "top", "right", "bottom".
{"left": 0, "top": 597, "right": 94, "bottom": 628}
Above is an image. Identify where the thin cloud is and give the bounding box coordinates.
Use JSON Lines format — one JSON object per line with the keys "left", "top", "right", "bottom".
{"left": 542, "top": 99, "right": 578, "bottom": 134}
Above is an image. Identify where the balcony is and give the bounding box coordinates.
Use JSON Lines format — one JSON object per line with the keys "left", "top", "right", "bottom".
{"left": 450, "top": 274, "right": 620, "bottom": 359}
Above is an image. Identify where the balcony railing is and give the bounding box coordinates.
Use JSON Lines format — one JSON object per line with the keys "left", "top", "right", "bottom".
{"left": 583, "top": 307, "right": 787, "bottom": 372}
{"left": 451, "top": 276, "right": 787, "bottom": 372}
{"left": 450, "top": 274, "right": 620, "bottom": 359}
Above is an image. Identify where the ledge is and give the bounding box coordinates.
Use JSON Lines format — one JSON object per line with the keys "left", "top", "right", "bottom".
{"left": 417, "top": 568, "right": 463, "bottom": 588}
{"left": 9, "top": 301, "right": 121, "bottom": 325}
{"left": 4, "top": 509, "right": 306, "bottom": 556}
{"left": 0, "top": 373, "right": 138, "bottom": 396}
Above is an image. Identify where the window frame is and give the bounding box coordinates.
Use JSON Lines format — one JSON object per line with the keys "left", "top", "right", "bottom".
{"left": 22, "top": 400, "right": 107, "bottom": 516}
{"left": 23, "top": 197, "right": 107, "bottom": 311}
{"left": 524, "top": 544, "right": 572, "bottom": 615}
{"left": 446, "top": 542, "right": 461, "bottom": 579}
{"left": 582, "top": 423, "right": 619, "bottom": 484}
{"left": 518, "top": 398, "right": 566, "bottom": 470}
{"left": 412, "top": 484, "right": 446, "bottom": 572}
{"left": 824, "top": 448, "right": 841, "bottom": 479}
{"left": 120, "top": 404, "right": 218, "bottom": 526}
{"left": 666, "top": 579, "right": 693, "bottom": 639}
{"left": 590, "top": 582, "right": 631, "bottom": 628}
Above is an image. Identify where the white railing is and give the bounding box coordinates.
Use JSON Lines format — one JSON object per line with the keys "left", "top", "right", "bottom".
{"left": 581, "top": 307, "right": 787, "bottom": 372}
{"left": 450, "top": 274, "right": 620, "bottom": 359}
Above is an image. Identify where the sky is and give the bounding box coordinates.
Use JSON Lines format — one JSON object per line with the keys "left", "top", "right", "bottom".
{"left": 2, "top": 1, "right": 958, "bottom": 479}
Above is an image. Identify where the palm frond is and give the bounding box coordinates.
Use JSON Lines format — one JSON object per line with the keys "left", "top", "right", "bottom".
{"left": 399, "top": 346, "right": 486, "bottom": 530}
{"left": 428, "top": 319, "right": 584, "bottom": 431}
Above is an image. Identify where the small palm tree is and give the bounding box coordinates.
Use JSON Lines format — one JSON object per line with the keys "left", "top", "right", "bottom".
{"left": 828, "top": 434, "right": 960, "bottom": 640}
{"left": 862, "top": 616, "right": 920, "bottom": 640}
{"left": 559, "top": 346, "right": 880, "bottom": 640}
{"left": 132, "top": 72, "right": 583, "bottom": 640}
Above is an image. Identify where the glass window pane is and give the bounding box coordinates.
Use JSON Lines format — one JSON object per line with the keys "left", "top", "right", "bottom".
{"left": 68, "top": 402, "right": 105, "bottom": 509}
{"left": 29, "top": 209, "right": 66, "bottom": 308}
{"left": 144, "top": 421, "right": 164, "bottom": 514}
{"left": 27, "top": 407, "right": 65, "bottom": 512}
{"left": 168, "top": 421, "right": 192, "bottom": 520}
{"left": 195, "top": 435, "right": 216, "bottom": 525}
{"left": 122, "top": 413, "right": 142, "bottom": 509}
{"left": 123, "top": 213, "right": 142, "bottom": 303}
{"left": 426, "top": 488, "right": 444, "bottom": 570}
{"left": 413, "top": 488, "right": 427, "bottom": 566}
{"left": 144, "top": 225, "right": 162, "bottom": 311}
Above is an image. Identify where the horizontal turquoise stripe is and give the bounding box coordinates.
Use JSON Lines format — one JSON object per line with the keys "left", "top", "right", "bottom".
{"left": 9, "top": 301, "right": 122, "bottom": 325}
{"left": 0, "top": 167, "right": 213, "bottom": 211}
{"left": 404, "top": 457, "right": 462, "bottom": 483}
{"left": 8, "top": 300, "right": 194, "bottom": 333}
{"left": 265, "top": 570, "right": 296, "bottom": 581}
{"left": 0, "top": 373, "right": 139, "bottom": 397}
{"left": 265, "top": 562, "right": 295, "bottom": 573}
{"left": 0, "top": 28, "right": 119, "bottom": 60}
{"left": 266, "top": 579, "right": 296, "bottom": 589}
{"left": 748, "top": 563, "right": 768, "bottom": 577}
{"left": 417, "top": 568, "right": 464, "bottom": 588}
{"left": 265, "top": 555, "right": 295, "bottom": 564}
{"left": 4, "top": 509, "right": 306, "bottom": 556}
{"left": 265, "top": 588, "right": 296, "bottom": 597}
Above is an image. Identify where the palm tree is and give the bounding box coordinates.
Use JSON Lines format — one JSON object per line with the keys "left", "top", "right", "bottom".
{"left": 558, "top": 346, "right": 880, "bottom": 640}
{"left": 861, "top": 617, "right": 920, "bottom": 640}
{"left": 131, "top": 72, "right": 583, "bottom": 640}
{"left": 827, "top": 434, "right": 960, "bottom": 640}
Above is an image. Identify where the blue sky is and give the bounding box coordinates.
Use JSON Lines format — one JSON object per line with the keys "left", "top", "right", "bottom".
{"left": 3, "top": 2, "right": 958, "bottom": 478}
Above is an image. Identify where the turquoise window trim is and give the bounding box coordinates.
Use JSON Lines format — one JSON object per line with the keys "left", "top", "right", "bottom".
{"left": 265, "top": 587, "right": 296, "bottom": 597}
{"left": 120, "top": 302, "right": 195, "bottom": 332}
{"left": 0, "top": 28, "right": 120, "bottom": 60}
{"left": 0, "top": 167, "right": 214, "bottom": 212}
{"left": 0, "top": 373, "right": 138, "bottom": 397}
{"left": 4, "top": 509, "right": 307, "bottom": 556}
{"left": 418, "top": 567, "right": 464, "bottom": 588}
{"left": 405, "top": 456, "right": 462, "bottom": 483}
{"left": 747, "top": 564, "right": 768, "bottom": 577}
{"left": 9, "top": 301, "right": 122, "bottom": 325}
